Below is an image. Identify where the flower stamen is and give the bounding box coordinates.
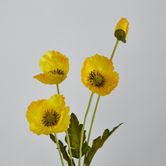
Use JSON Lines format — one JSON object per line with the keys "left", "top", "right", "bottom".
{"left": 49, "top": 69, "right": 64, "bottom": 75}
{"left": 88, "top": 70, "right": 105, "bottom": 87}
{"left": 42, "top": 109, "right": 60, "bottom": 127}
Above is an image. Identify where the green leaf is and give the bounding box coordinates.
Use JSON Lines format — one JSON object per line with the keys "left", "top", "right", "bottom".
{"left": 84, "top": 123, "right": 123, "bottom": 166}
{"left": 66, "top": 113, "right": 90, "bottom": 158}
{"left": 49, "top": 134, "right": 75, "bottom": 166}
{"left": 59, "top": 140, "right": 75, "bottom": 166}
{"left": 50, "top": 134, "right": 56, "bottom": 144}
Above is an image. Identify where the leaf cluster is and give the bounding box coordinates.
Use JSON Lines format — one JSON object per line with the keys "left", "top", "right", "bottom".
{"left": 84, "top": 123, "right": 123, "bottom": 166}
{"left": 50, "top": 113, "right": 123, "bottom": 166}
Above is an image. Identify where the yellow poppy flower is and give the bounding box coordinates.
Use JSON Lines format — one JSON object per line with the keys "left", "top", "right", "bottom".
{"left": 34, "top": 50, "right": 69, "bottom": 84}
{"left": 114, "top": 18, "right": 129, "bottom": 43}
{"left": 26, "top": 94, "right": 70, "bottom": 135}
{"left": 81, "top": 54, "right": 119, "bottom": 96}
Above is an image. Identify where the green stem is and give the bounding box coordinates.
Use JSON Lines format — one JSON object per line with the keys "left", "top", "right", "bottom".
{"left": 110, "top": 39, "right": 119, "bottom": 60}
{"left": 56, "top": 84, "right": 74, "bottom": 165}
{"left": 78, "top": 92, "right": 94, "bottom": 166}
{"left": 83, "top": 95, "right": 100, "bottom": 166}
{"left": 66, "top": 131, "right": 74, "bottom": 166}
{"left": 55, "top": 84, "right": 66, "bottom": 165}
{"left": 56, "top": 84, "right": 60, "bottom": 94}
{"left": 54, "top": 134, "right": 65, "bottom": 166}
{"left": 87, "top": 95, "right": 100, "bottom": 144}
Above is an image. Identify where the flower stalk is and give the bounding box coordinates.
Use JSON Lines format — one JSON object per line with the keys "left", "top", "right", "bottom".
{"left": 56, "top": 84, "right": 60, "bottom": 94}
{"left": 54, "top": 85, "right": 65, "bottom": 166}
{"left": 56, "top": 84, "right": 74, "bottom": 166}
{"left": 79, "top": 92, "right": 94, "bottom": 166}
{"left": 110, "top": 39, "right": 119, "bottom": 60}
{"left": 66, "top": 131, "right": 74, "bottom": 166}
{"left": 54, "top": 134, "right": 65, "bottom": 166}
{"left": 87, "top": 95, "right": 100, "bottom": 144}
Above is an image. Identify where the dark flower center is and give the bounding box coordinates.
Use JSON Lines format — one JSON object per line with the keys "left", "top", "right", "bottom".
{"left": 88, "top": 70, "right": 105, "bottom": 87}
{"left": 49, "top": 69, "right": 64, "bottom": 75}
{"left": 42, "top": 109, "right": 60, "bottom": 127}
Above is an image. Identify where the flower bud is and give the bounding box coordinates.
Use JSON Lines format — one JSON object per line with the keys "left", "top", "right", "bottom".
{"left": 114, "top": 18, "right": 129, "bottom": 43}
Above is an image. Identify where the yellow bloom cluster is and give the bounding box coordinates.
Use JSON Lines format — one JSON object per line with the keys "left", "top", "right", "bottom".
{"left": 27, "top": 50, "right": 70, "bottom": 135}
{"left": 26, "top": 17, "right": 129, "bottom": 166}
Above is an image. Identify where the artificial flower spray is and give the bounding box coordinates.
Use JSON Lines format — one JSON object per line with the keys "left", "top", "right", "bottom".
{"left": 26, "top": 17, "right": 129, "bottom": 166}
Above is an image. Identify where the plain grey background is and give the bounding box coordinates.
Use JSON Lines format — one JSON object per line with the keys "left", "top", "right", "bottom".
{"left": 0, "top": 0, "right": 166, "bottom": 165}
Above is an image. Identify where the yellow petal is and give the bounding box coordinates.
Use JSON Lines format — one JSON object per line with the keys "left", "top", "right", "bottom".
{"left": 39, "top": 50, "right": 69, "bottom": 74}
{"left": 34, "top": 72, "right": 66, "bottom": 85}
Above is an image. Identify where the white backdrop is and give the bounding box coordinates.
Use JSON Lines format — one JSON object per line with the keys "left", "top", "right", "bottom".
{"left": 0, "top": 0, "right": 166, "bottom": 165}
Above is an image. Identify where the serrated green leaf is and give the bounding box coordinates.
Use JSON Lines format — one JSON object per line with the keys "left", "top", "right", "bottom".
{"left": 66, "top": 113, "right": 90, "bottom": 158}
{"left": 84, "top": 123, "right": 123, "bottom": 166}
{"left": 49, "top": 134, "right": 75, "bottom": 166}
